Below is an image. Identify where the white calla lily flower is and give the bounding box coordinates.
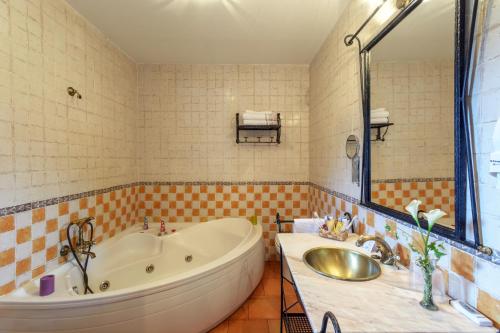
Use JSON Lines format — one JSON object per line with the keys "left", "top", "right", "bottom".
{"left": 423, "top": 209, "right": 447, "bottom": 230}
{"left": 405, "top": 199, "right": 422, "bottom": 221}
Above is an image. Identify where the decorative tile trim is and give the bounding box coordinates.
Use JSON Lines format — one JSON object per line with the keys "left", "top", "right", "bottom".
{"left": 2, "top": 180, "right": 496, "bottom": 265}
{"left": 371, "top": 180, "right": 455, "bottom": 217}
{"left": 0, "top": 183, "right": 140, "bottom": 217}
{"left": 372, "top": 177, "right": 455, "bottom": 183}
{"left": 0, "top": 181, "right": 310, "bottom": 217}
{"left": 141, "top": 181, "right": 311, "bottom": 186}
{"left": 309, "top": 182, "right": 500, "bottom": 266}
{"left": 308, "top": 183, "right": 360, "bottom": 204}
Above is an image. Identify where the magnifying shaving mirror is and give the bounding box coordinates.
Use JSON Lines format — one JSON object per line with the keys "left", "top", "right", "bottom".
{"left": 346, "top": 135, "right": 360, "bottom": 186}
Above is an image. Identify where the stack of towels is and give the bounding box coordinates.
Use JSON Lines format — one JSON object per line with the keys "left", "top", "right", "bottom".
{"left": 241, "top": 110, "right": 278, "bottom": 126}
{"left": 371, "top": 108, "right": 390, "bottom": 124}
{"left": 292, "top": 217, "right": 324, "bottom": 233}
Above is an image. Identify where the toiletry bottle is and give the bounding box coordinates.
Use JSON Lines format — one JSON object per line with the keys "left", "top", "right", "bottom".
{"left": 160, "top": 219, "right": 166, "bottom": 233}
{"left": 143, "top": 217, "right": 149, "bottom": 230}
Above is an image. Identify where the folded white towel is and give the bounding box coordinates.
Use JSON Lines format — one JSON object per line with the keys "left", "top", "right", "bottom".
{"left": 242, "top": 114, "right": 267, "bottom": 120}
{"left": 242, "top": 114, "right": 277, "bottom": 121}
{"left": 293, "top": 218, "right": 323, "bottom": 233}
{"left": 244, "top": 110, "right": 274, "bottom": 115}
{"left": 242, "top": 111, "right": 277, "bottom": 122}
{"left": 371, "top": 117, "right": 389, "bottom": 124}
{"left": 242, "top": 119, "right": 278, "bottom": 126}
{"left": 372, "top": 110, "right": 389, "bottom": 118}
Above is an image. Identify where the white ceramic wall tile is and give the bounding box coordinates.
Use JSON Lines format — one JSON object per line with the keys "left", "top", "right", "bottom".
{"left": 370, "top": 60, "right": 454, "bottom": 180}
{"left": 470, "top": 0, "right": 500, "bottom": 253}
{"left": 0, "top": 0, "right": 138, "bottom": 208}
{"left": 137, "top": 64, "right": 310, "bottom": 182}
{"left": 309, "top": 0, "right": 499, "bottom": 316}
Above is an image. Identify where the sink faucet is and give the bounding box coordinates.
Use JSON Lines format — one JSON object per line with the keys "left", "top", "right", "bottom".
{"left": 355, "top": 235, "right": 399, "bottom": 266}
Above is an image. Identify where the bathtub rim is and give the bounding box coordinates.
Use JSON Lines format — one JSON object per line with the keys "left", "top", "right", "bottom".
{"left": 0, "top": 218, "right": 264, "bottom": 309}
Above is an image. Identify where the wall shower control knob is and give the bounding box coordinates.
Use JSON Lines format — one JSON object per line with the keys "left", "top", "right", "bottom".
{"left": 60, "top": 245, "right": 70, "bottom": 257}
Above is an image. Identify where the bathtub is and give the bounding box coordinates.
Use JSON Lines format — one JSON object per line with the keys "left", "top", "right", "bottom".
{"left": 0, "top": 218, "right": 265, "bottom": 333}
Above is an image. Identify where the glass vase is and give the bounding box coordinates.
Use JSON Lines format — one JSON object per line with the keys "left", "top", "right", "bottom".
{"left": 419, "top": 263, "right": 438, "bottom": 311}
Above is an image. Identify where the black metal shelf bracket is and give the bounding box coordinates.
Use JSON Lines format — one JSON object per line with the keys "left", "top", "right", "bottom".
{"left": 236, "top": 113, "right": 281, "bottom": 144}
{"left": 370, "top": 123, "right": 394, "bottom": 142}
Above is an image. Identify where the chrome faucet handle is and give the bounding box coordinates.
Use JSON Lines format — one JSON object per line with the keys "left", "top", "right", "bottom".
{"left": 80, "top": 250, "right": 96, "bottom": 259}
{"left": 356, "top": 235, "right": 397, "bottom": 266}
{"left": 381, "top": 253, "right": 401, "bottom": 267}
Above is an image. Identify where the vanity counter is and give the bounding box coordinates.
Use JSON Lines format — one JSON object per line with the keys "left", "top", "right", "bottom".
{"left": 276, "top": 233, "right": 495, "bottom": 333}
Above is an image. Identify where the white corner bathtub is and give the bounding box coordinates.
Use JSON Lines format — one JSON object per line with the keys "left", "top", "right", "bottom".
{"left": 0, "top": 218, "right": 265, "bottom": 333}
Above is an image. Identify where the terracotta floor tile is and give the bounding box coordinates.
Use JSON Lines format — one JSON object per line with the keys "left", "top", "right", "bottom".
{"left": 250, "top": 281, "right": 265, "bottom": 298}
{"left": 263, "top": 278, "right": 280, "bottom": 296}
{"left": 263, "top": 261, "right": 280, "bottom": 279}
{"left": 284, "top": 298, "right": 304, "bottom": 314}
{"left": 229, "top": 303, "right": 249, "bottom": 320}
{"left": 208, "top": 320, "right": 229, "bottom": 333}
{"left": 248, "top": 297, "right": 281, "bottom": 320}
{"left": 228, "top": 320, "right": 269, "bottom": 333}
{"left": 263, "top": 278, "right": 295, "bottom": 296}
{"left": 267, "top": 320, "right": 284, "bottom": 333}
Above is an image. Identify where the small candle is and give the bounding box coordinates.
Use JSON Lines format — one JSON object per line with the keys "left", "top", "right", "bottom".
{"left": 39, "top": 275, "right": 55, "bottom": 296}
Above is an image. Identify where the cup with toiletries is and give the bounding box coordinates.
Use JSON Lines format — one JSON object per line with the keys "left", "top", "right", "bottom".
{"left": 317, "top": 212, "right": 354, "bottom": 241}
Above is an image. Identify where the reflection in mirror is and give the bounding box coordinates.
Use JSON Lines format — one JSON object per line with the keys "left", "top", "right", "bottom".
{"left": 369, "top": 0, "right": 455, "bottom": 229}
{"left": 346, "top": 135, "right": 360, "bottom": 185}
{"left": 346, "top": 135, "right": 360, "bottom": 159}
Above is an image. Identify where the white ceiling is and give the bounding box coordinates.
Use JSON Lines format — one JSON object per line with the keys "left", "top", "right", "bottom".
{"left": 66, "top": 0, "right": 350, "bottom": 64}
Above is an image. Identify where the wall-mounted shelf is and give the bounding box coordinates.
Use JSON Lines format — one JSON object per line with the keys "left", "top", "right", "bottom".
{"left": 236, "top": 113, "right": 281, "bottom": 144}
{"left": 370, "top": 122, "right": 393, "bottom": 142}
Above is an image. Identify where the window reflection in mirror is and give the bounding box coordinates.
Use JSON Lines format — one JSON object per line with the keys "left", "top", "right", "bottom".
{"left": 369, "top": 0, "right": 456, "bottom": 229}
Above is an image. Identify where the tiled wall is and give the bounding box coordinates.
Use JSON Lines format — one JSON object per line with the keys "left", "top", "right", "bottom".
{"left": 371, "top": 179, "right": 455, "bottom": 220}
{"left": 470, "top": 0, "right": 500, "bottom": 253}
{"left": 371, "top": 60, "right": 454, "bottom": 180}
{"left": 0, "top": 0, "right": 140, "bottom": 296}
{"left": 137, "top": 183, "right": 309, "bottom": 260}
{"left": 137, "top": 64, "right": 310, "bottom": 182}
{"left": 309, "top": 185, "right": 499, "bottom": 327}
{"left": 0, "top": 0, "right": 139, "bottom": 209}
{"left": 0, "top": 185, "right": 139, "bottom": 295}
{"left": 0, "top": 0, "right": 314, "bottom": 296}
{"left": 0, "top": 181, "right": 307, "bottom": 295}
{"left": 0, "top": 0, "right": 498, "bottom": 326}
{"left": 309, "top": 0, "right": 499, "bottom": 326}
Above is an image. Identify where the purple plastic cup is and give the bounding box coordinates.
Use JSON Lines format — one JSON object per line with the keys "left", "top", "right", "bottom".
{"left": 39, "top": 275, "right": 55, "bottom": 296}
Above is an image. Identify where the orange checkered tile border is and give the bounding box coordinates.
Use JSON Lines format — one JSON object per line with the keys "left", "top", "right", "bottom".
{"left": 0, "top": 182, "right": 310, "bottom": 294}
{"left": 0, "top": 179, "right": 463, "bottom": 296}
{"left": 138, "top": 184, "right": 310, "bottom": 260}
{"left": 0, "top": 186, "right": 140, "bottom": 294}
{"left": 371, "top": 180, "right": 455, "bottom": 217}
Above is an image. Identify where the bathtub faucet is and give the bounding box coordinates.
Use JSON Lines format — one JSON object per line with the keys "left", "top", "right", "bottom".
{"left": 158, "top": 219, "right": 167, "bottom": 236}
{"left": 77, "top": 241, "right": 96, "bottom": 258}
{"left": 59, "top": 216, "right": 97, "bottom": 294}
{"left": 74, "top": 217, "right": 97, "bottom": 259}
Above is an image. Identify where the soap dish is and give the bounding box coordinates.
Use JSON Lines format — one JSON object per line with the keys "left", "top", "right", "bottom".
{"left": 319, "top": 229, "right": 349, "bottom": 241}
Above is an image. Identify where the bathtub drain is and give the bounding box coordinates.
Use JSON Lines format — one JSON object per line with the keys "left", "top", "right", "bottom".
{"left": 99, "top": 280, "right": 110, "bottom": 292}
{"left": 185, "top": 255, "right": 193, "bottom": 263}
{"left": 146, "top": 264, "right": 155, "bottom": 273}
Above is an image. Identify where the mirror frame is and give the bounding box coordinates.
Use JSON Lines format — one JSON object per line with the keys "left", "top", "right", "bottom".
{"left": 359, "top": 0, "right": 476, "bottom": 247}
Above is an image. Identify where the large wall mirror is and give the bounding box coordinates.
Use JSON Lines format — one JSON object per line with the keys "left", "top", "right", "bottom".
{"left": 358, "top": 0, "right": 487, "bottom": 251}
{"left": 369, "top": 1, "right": 456, "bottom": 229}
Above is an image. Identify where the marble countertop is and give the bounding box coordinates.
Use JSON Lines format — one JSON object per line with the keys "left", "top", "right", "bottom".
{"left": 276, "top": 233, "right": 496, "bottom": 333}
